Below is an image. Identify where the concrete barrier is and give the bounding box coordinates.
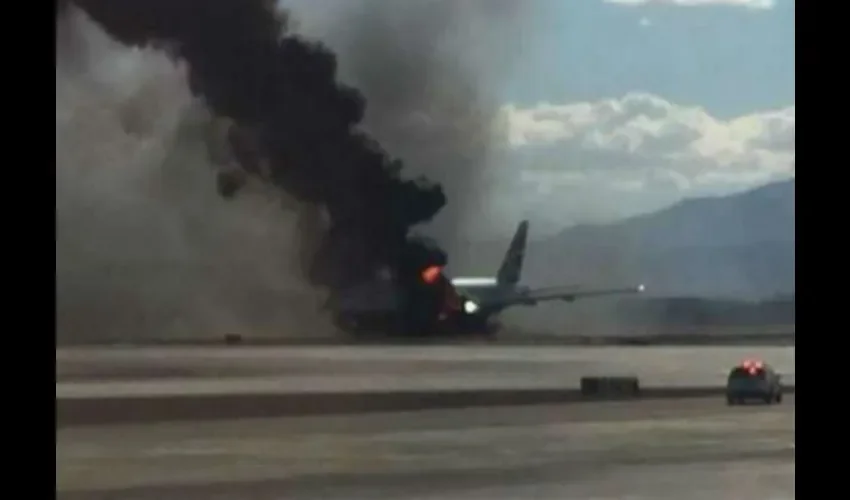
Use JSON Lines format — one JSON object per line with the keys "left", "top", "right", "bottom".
{"left": 56, "top": 385, "right": 795, "bottom": 427}
{"left": 223, "top": 334, "right": 243, "bottom": 345}
{"left": 580, "top": 376, "right": 641, "bottom": 398}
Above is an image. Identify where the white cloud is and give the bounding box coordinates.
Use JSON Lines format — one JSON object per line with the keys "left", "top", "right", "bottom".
{"left": 500, "top": 92, "right": 793, "bottom": 183}
{"left": 639, "top": 16, "right": 652, "bottom": 27}
{"left": 604, "top": 0, "right": 775, "bottom": 9}
{"left": 479, "top": 93, "right": 793, "bottom": 235}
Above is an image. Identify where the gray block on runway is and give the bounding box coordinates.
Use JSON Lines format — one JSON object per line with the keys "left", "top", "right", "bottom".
{"left": 580, "top": 376, "right": 641, "bottom": 398}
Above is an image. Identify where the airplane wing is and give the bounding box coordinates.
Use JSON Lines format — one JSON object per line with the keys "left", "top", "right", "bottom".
{"left": 471, "top": 284, "right": 645, "bottom": 311}
{"left": 525, "top": 284, "right": 645, "bottom": 303}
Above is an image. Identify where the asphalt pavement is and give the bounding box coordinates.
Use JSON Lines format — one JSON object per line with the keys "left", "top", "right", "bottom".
{"left": 57, "top": 345, "right": 796, "bottom": 392}
{"left": 57, "top": 395, "right": 795, "bottom": 499}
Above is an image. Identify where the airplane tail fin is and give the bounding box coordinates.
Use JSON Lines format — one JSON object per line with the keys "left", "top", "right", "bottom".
{"left": 496, "top": 220, "right": 529, "bottom": 286}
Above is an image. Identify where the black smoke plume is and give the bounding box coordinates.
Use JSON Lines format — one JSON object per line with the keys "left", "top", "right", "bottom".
{"left": 312, "top": 0, "right": 531, "bottom": 257}
{"left": 68, "top": 0, "right": 449, "bottom": 297}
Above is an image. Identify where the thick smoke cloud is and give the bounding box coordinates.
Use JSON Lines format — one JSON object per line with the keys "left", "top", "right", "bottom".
{"left": 58, "top": 0, "right": 538, "bottom": 340}
{"left": 57, "top": 6, "right": 337, "bottom": 342}
{"left": 300, "top": 0, "right": 531, "bottom": 250}
{"left": 69, "top": 0, "right": 448, "bottom": 292}
{"left": 317, "top": 0, "right": 510, "bottom": 245}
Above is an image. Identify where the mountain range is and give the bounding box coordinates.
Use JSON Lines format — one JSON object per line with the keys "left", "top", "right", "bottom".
{"left": 506, "top": 179, "right": 795, "bottom": 334}
{"left": 527, "top": 178, "right": 795, "bottom": 299}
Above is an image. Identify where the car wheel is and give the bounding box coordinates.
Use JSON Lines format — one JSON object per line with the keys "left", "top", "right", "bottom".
{"left": 726, "top": 396, "right": 735, "bottom": 406}
{"left": 775, "top": 392, "right": 783, "bottom": 403}
{"left": 762, "top": 395, "right": 773, "bottom": 405}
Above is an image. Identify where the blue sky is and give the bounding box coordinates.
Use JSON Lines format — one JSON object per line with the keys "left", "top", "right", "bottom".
{"left": 277, "top": 0, "right": 796, "bottom": 235}
{"left": 285, "top": 0, "right": 794, "bottom": 118}
{"left": 494, "top": 0, "right": 794, "bottom": 118}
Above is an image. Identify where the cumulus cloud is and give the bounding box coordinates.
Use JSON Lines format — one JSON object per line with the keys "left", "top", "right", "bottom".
{"left": 603, "top": 0, "right": 775, "bottom": 9}
{"left": 477, "top": 93, "right": 793, "bottom": 236}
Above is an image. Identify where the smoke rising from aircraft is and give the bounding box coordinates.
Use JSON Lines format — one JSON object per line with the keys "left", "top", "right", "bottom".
{"left": 69, "top": 0, "right": 449, "bottom": 292}
{"left": 57, "top": 5, "right": 339, "bottom": 341}
{"left": 57, "top": 1, "right": 540, "bottom": 341}
{"left": 310, "top": 0, "right": 530, "bottom": 247}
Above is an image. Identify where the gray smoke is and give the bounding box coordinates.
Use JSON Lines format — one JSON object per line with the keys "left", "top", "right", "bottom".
{"left": 285, "top": 0, "right": 536, "bottom": 248}
{"left": 56, "top": 2, "right": 538, "bottom": 343}
{"left": 56, "top": 6, "right": 329, "bottom": 343}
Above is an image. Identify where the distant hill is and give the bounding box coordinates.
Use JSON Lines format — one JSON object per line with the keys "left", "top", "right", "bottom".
{"left": 523, "top": 179, "right": 795, "bottom": 300}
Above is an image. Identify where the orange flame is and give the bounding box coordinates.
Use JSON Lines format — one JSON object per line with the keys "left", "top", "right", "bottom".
{"left": 420, "top": 265, "right": 443, "bottom": 284}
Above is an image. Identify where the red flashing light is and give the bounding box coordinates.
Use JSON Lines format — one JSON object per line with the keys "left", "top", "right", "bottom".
{"left": 741, "top": 359, "right": 764, "bottom": 375}
{"left": 420, "top": 265, "right": 443, "bottom": 284}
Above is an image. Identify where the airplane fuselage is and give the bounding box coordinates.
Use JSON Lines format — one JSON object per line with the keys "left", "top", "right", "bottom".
{"left": 451, "top": 279, "right": 536, "bottom": 313}
{"left": 329, "top": 277, "right": 504, "bottom": 337}
{"left": 326, "top": 219, "right": 644, "bottom": 338}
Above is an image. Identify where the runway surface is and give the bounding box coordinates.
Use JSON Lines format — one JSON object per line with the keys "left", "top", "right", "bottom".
{"left": 57, "top": 346, "right": 795, "bottom": 396}
{"left": 57, "top": 395, "right": 795, "bottom": 499}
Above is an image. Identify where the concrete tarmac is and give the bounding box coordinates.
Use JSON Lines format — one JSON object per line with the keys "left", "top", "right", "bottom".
{"left": 57, "top": 346, "right": 796, "bottom": 393}
{"left": 57, "top": 395, "right": 794, "bottom": 499}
